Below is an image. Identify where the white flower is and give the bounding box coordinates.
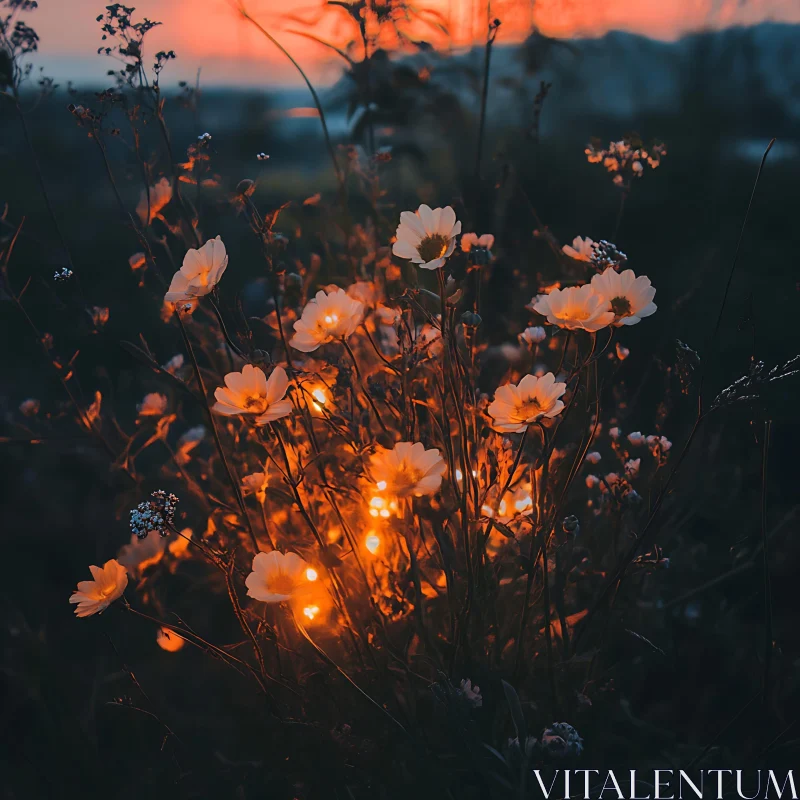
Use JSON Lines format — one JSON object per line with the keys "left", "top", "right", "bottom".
{"left": 609, "top": 427, "right": 621, "bottom": 440}
{"left": 533, "top": 285, "right": 614, "bottom": 332}
{"left": 369, "top": 442, "right": 446, "bottom": 499}
{"left": 117, "top": 533, "right": 166, "bottom": 574}
{"left": 590, "top": 268, "right": 657, "bottom": 326}
{"left": 585, "top": 451, "right": 602, "bottom": 464}
{"left": 137, "top": 392, "right": 168, "bottom": 417}
{"left": 488, "top": 373, "right": 567, "bottom": 433}
{"left": 519, "top": 326, "right": 547, "bottom": 345}
{"left": 19, "top": 398, "right": 40, "bottom": 416}
{"left": 245, "top": 550, "right": 312, "bottom": 604}
{"left": 137, "top": 177, "right": 172, "bottom": 225}
{"left": 163, "top": 354, "right": 184, "bottom": 374}
{"left": 459, "top": 678, "right": 483, "bottom": 708}
{"left": 627, "top": 431, "right": 645, "bottom": 446}
{"left": 69, "top": 559, "right": 128, "bottom": 617}
{"left": 164, "top": 236, "right": 228, "bottom": 305}
{"left": 242, "top": 471, "right": 268, "bottom": 502}
{"left": 585, "top": 475, "right": 600, "bottom": 488}
{"left": 290, "top": 288, "right": 364, "bottom": 353}
{"left": 461, "top": 232, "right": 494, "bottom": 252}
{"left": 213, "top": 364, "right": 292, "bottom": 426}
{"left": 562, "top": 236, "right": 594, "bottom": 262}
{"left": 624, "top": 458, "right": 641, "bottom": 477}
{"left": 647, "top": 435, "right": 672, "bottom": 453}
{"left": 392, "top": 204, "right": 461, "bottom": 270}
{"left": 616, "top": 343, "right": 630, "bottom": 360}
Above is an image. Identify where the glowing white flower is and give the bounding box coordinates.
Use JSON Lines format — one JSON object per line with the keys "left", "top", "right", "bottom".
{"left": 290, "top": 289, "right": 364, "bottom": 353}
{"left": 627, "top": 431, "right": 645, "bottom": 446}
{"left": 137, "top": 177, "right": 172, "bottom": 224}
{"left": 137, "top": 392, "right": 168, "bottom": 417}
{"left": 245, "top": 550, "right": 312, "bottom": 604}
{"left": 69, "top": 559, "right": 128, "bottom": 617}
{"left": 533, "top": 285, "right": 614, "bottom": 332}
{"left": 624, "top": 458, "right": 641, "bottom": 476}
{"left": 369, "top": 442, "right": 446, "bottom": 499}
{"left": 392, "top": 204, "right": 461, "bottom": 270}
{"left": 213, "top": 364, "right": 292, "bottom": 425}
{"left": 590, "top": 268, "right": 657, "bottom": 326}
{"left": 164, "top": 236, "right": 228, "bottom": 305}
{"left": 585, "top": 451, "right": 602, "bottom": 464}
{"left": 562, "top": 236, "right": 595, "bottom": 261}
{"left": 488, "top": 373, "right": 567, "bottom": 433}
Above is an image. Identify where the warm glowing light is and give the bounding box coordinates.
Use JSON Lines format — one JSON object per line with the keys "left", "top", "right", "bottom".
{"left": 365, "top": 533, "right": 380, "bottom": 554}
{"left": 306, "top": 567, "right": 318, "bottom": 582}
{"left": 370, "top": 497, "right": 386, "bottom": 509}
{"left": 515, "top": 495, "right": 533, "bottom": 513}
{"left": 376, "top": 480, "right": 387, "bottom": 491}
{"left": 312, "top": 388, "right": 327, "bottom": 405}
{"left": 303, "top": 605, "right": 320, "bottom": 620}
{"left": 455, "top": 469, "right": 463, "bottom": 481}
{"left": 379, "top": 509, "right": 390, "bottom": 518}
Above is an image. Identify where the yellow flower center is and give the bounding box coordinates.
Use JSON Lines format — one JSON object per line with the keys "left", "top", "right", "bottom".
{"left": 563, "top": 307, "right": 590, "bottom": 321}
{"left": 516, "top": 397, "right": 543, "bottom": 420}
{"left": 611, "top": 296, "right": 632, "bottom": 316}
{"left": 417, "top": 233, "right": 450, "bottom": 263}
{"left": 390, "top": 463, "right": 423, "bottom": 498}
{"left": 242, "top": 393, "right": 267, "bottom": 413}
{"left": 268, "top": 572, "right": 297, "bottom": 597}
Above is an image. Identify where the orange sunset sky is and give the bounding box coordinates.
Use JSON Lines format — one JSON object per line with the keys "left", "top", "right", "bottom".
{"left": 28, "top": 0, "right": 800, "bottom": 85}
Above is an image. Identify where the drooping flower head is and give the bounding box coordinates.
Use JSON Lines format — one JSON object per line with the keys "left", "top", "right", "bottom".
{"left": 69, "top": 559, "right": 128, "bottom": 617}
{"left": 590, "top": 267, "right": 656, "bottom": 326}
{"left": 369, "top": 441, "right": 446, "bottom": 499}
{"left": 562, "top": 236, "right": 594, "bottom": 262}
{"left": 488, "top": 373, "right": 567, "bottom": 433}
{"left": 164, "top": 236, "right": 228, "bottom": 306}
{"left": 392, "top": 204, "right": 461, "bottom": 270}
{"left": 245, "top": 550, "right": 313, "bottom": 604}
{"left": 213, "top": 364, "right": 292, "bottom": 426}
{"left": 533, "top": 285, "right": 614, "bottom": 332}
{"left": 290, "top": 289, "right": 364, "bottom": 353}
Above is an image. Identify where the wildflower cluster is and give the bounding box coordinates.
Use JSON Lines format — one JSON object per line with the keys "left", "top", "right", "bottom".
{"left": 585, "top": 133, "right": 667, "bottom": 188}
{"left": 129, "top": 490, "right": 179, "bottom": 539}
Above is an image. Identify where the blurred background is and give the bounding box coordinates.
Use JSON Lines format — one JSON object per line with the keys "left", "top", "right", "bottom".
{"left": 2, "top": 0, "right": 800, "bottom": 797}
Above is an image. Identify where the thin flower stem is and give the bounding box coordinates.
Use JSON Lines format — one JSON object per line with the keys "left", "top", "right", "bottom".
{"left": 9, "top": 97, "right": 75, "bottom": 271}
{"left": 175, "top": 312, "right": 258, "bottom": 551}
{"left": 760, "top": 419, "right": 773, "bottom": 706}
{"left": 341, "top": 338, "right": 389, "bottom": 434}
{"left": 294, "top": 615, "right": 410, "bottom": 738}
{"left": 234, "top": 2, "right": 343, "bottom": 191}
{"left": 208, "top": 293, "right": 247, "bottom": 358}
